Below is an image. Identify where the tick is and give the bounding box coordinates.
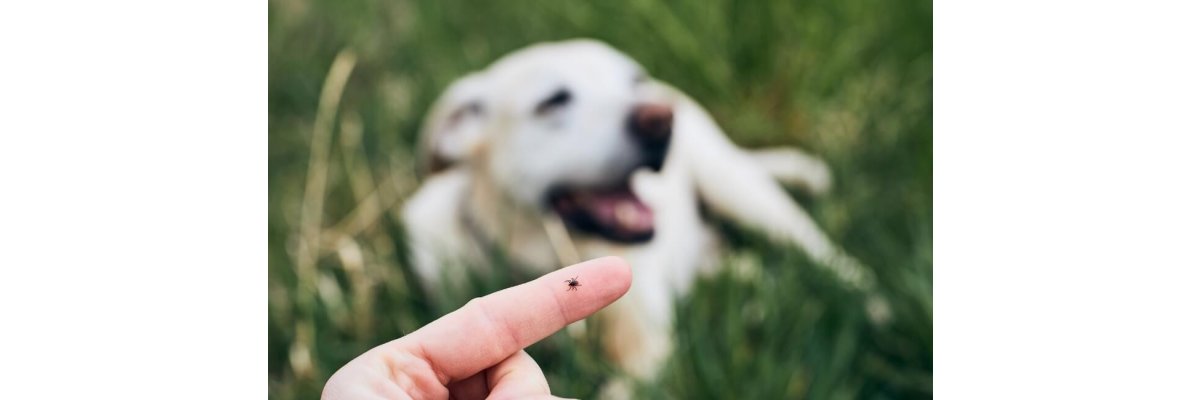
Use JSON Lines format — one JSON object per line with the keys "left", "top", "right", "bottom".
{"left": 564, "top": 276, "right": 582, "bottom": 291}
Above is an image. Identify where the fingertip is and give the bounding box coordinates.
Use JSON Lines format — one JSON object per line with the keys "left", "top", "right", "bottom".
{"left": 592, "top": 256, "right": 632, "bottom": 294}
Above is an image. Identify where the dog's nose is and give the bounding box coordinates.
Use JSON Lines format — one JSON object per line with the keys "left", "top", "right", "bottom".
{"left": 629, "top": 103, "right": 673, "bottom": 144}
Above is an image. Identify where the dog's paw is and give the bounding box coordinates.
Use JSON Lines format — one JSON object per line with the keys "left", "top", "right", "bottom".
{"left": 865, "top": 293, "right": 894, "bottom": 326}
{"left": 803, "top": 159, "right": 833, "bottom": 196}
{"left": 597, "top": 378, "right": 635, "bottom": 400}
{"left": 748, "top": 147, "right": 833, "bottom": 195}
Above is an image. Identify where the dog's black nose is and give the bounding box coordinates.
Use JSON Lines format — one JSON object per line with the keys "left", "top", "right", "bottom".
{"left": 629, "top": 103, "right": 673, "bottom": 171}
{"left": 628, "top": 103, "right": 673, "bottom": 144}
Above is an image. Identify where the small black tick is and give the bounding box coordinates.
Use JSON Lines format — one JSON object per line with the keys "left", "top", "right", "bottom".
{"left": 565, "top": 276, "right": 582, "bottom": 291}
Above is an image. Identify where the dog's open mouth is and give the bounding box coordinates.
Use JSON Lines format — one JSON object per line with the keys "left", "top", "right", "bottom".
{"left": 548, "top": 180, "right": 654, "bottom": 243}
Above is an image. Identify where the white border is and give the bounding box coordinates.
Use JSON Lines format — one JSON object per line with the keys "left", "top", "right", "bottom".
{"left": 1, "top": 0, "right": 1198, "bottom": 397}
{"left": 1, "top": 1, "right": 265, "bottom": 397}
{"left": 936, "top": 0, "right": 1200, "bottom": 397}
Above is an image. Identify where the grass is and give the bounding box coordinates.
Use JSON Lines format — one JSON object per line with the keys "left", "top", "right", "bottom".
{"left": 269, "top": 0, "right": 931, "bottom": 398}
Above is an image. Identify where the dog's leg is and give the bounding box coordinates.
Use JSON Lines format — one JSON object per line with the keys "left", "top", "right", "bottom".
{"left": 593, "top": 158, "right": 706, "bottom": 383}
{"left": 600, "top": 270, "right": 675, "bottom": 381}
{"left": 748, "top": 146, "right": 832, "bottom": 195}
{"left": 674, "top": 99, "right": 844, "bottom": 266}
{"left": 672, "top": 96, "right": 891, "bottom": 322}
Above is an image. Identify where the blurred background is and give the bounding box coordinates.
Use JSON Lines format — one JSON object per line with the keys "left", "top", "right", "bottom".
{"left": 269, "top": 0, "right": 931, "bottom": 398}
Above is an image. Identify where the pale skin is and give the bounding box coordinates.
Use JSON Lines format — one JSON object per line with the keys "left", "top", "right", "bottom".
{"left": 322, "top": 256, "right": 633, "bottom": 400}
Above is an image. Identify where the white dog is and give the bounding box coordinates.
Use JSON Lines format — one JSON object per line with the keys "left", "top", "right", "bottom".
{"left": 403, "top": 39, "right": 884, "bottom": 380}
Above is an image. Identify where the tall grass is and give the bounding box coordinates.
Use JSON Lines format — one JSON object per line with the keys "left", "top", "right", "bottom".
{"left": 269, "top": 0, "right": 931, "bottom": 398}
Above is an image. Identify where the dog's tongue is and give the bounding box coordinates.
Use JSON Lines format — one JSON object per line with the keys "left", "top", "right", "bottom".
{"left": 585, "top": 188, "right": 654, "bottom": 234}
{"left": 552, "top": 182, "right": 657, "bottom": 241}
{"left": 554, "top": 185, "right": 654, "bottom": 239}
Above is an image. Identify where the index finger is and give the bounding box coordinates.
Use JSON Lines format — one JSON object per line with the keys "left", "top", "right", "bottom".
{"left": 392, "top": 256, "right": 632, "bottom": 384}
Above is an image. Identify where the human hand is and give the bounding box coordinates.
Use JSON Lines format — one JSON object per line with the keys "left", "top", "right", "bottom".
{"left": 321, "top": 256, "right": 633, "bottom": 399}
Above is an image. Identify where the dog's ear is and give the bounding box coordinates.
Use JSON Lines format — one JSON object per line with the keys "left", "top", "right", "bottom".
{"left": 417, "top": 73, "right": 490, "bottom": 176}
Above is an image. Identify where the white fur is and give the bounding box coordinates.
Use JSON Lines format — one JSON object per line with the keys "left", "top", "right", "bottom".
{"left": 402, "top": 39, "right": 883, "bottom": 382}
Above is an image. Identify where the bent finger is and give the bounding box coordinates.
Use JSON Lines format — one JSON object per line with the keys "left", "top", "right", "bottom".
{"left": 485, "top": 350, "right": 550, "bottom": 399}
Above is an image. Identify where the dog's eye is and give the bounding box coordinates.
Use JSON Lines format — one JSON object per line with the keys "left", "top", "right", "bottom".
{"left": 448, "top": 101, "right": 483, "bottom": 124}
{"left": 535, "top": 88, "right": 571, "bottom": 115}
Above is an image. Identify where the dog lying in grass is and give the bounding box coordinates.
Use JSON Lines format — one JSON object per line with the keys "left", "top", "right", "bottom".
{"left": 403, "top": 39, "right": 886, "bottom": 381}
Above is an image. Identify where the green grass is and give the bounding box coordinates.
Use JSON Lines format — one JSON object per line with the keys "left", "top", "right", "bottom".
{"left": 269, "top": 0, "right": 931, "bottom": 398}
